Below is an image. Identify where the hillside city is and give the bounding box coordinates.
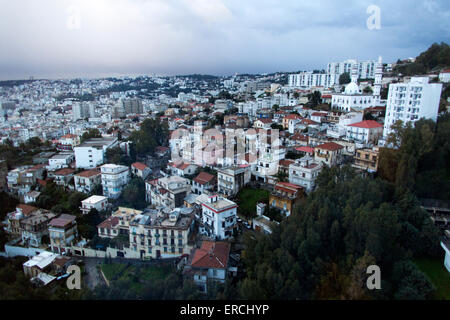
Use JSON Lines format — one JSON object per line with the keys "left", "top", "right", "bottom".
{"left": 0, "top": 42, "right": 449, "bottom": 301}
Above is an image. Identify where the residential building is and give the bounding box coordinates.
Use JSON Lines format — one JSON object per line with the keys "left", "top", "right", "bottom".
{"left": 217, "top": 166, "right": 250, "bottom": 197}
{"left": 101, "top": 164, "right": 130, "bottom": 199}
{"left": 288, "top": 156, "right": 323, "bottom": 192}
{"left": 24, "top": 190, "right": 40, "bottom": 204}
{"left": 146, "top": 175, "right": 191, "bottom": 208}
{"left": 183, "top": 241, "right": 231, "bottom": 292}
{"left": 73, "top": 102, "right": 95, "bottom": 121}
{"left": 80, "top": 195, "right": 108, "bottom": 214}
{"left": 74, "top": 137, "right": 118, "bottom": 169}
{"left": 269, "top": 182, "right": 304, "bottom": 217}
{"left": 74, "top": 169, "right": 101, "bottom": 194}
{"left": 131, "top": 162, "right": 151, "bottom": 180}
{"left": 384, "top": 77, "right": 443, "bottom": 137}
{"left": 23, "top": 251, "right": 59, "bottom": 278}
{"left": 439, "top": 69, "right": 450, "bottom": 83}
{"left": 48, "top": 153, "right": 74, "bottom": 170}
{"left": 192, "top": 172, "right": 216, "bottom": 195}
{"left": 20, "top": 209, "right": 56, "bottom": 247}
{"left": 5, "top": 204, "right": 38, "bottom": 235}
{"left": 128, "top": 207, "right": 194, "bottom": 259}
{"left": 314, "top": 142, "right": 344, "bottom": 167}
{"left": 97, "top": 216, "right": 120, "bottom": 239}
{"left": 197, "top": 194, "right": 237, "bottom": 240}
{"left": 352, "top": 147, "right": 380, "bottom": 172}
{"left": 346, "top": 120, "right": 384, "bottom": 144}
{"left": 52, "top": 168, "right": 75, "bottom": 187}
{"left": 48, "top": 214, "right": 78, "bottom": 254}
{"left": 56, "top": 134, "right": 80, "bottom": 152}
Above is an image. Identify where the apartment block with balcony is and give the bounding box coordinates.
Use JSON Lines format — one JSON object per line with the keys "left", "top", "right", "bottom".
{"left": 128, "top": 207, "right": 194, "bottom": 259}
{"left": 269, "top": 182, "right": 304, "bottom": 217}
{"left": 217, "top": 166, "right": 250, "bottom": 197}
{"left": 74, "top": 169, "right": 101, "bottom": 194}
{"left": 314, "top": 142, "right": 344, "bottom": 167}
{"left": 196, "top": 194, "right": 237, "bottom": 240}
{"left": 20, "top": 210, "right": 57, "bottom": 247}
{"left": 146, "top": 175, "right": 191, "bottom": 209}
{"left": 48, "top": 214, "right": 78, "bottom": 254}
{"left": 384, "top": 77, "right": 443, "bottom": 137}
{"left": 101, "top": 164, "right": 130, "bottom": 199}
{"left": 288, "top": 156, "right": 323, "bottom": 193}
{"left": 74, "top": 137, "right": 118, "bottom": 169}
{"left": 352, "top": 147, "right": 380, "bottom": 173}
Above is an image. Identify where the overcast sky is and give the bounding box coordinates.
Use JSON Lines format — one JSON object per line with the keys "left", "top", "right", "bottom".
{"left": 0, "top": 0, "right": 449, "bottom": 80}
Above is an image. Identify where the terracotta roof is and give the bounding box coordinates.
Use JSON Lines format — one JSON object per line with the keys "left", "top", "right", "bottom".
{"left": 177, "top": 163, "right": 191, "bottom": 170}
{"left": 54, "top": 168, "right": 75, "bottom": 176}
{"left": 193, "top": 172, "right": 215, "bottom": 185}
{"left": 296, "top": 146, "right": 315, "bottom": 154}
{"left": 132, "top": 162, "right": 148, "bottom": 171}
{"left": 191, "top": 241, "right": 230, "bottom": 269}
{"left": 316, "top": 142, "right": 344, "bottom": 151}
{"left": 61, "top": 134, "right": 78, "bottom": 139}
{"left": 284, "top": 114, "right": 302, "bottom": 120}
{"left": 97, "top": 216, "right": 119, "bottom": 229}
{"left": 348, "top": 120, "right": 383, "bottom": 129}
{"left": 17, "top": 204, "right": 38, "bottom": 216}
{"left": 291, "top": 133, "right": 308, "bottom": 141}
{"left": 49, "top": 214, "right": 76, "bottom": 228}
{"left": 279, "top": 159, "right": 295, "bottom": 167}
{"left": 311, "top": 112, "right": 328, "bottom": 117}
{"left": 75, "top": 169, "right": 100, "bottom": 178}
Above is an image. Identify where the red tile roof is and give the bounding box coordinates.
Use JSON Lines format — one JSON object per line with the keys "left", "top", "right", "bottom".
{"left": 49, "top": 214, "right": 76, "bottom": 228}
{"left": 193, "top": 172, "right": 215, "bottom": 185}
{"left": 295, "top": 146, "right": 315, "bottom": 154}
{"left": 191, "top": 241, "right": 230, "bottom": 269}
{"left": 54, "top": 168, "right": 75, "bottom": 176}
{"left": 316, "top": 142, "right": 344, "bottom": 151}
{"left": 284, "top": 114, "right": 302, "bottom": 120}
{"left": 76, "top": 169, "right": 100, "bottom": 178}
{"left": 97, "top": 216, "right": 119, "bottom": 229}
{"left": 279, "top": 159, "right": 295, "bottom": 167}
{"left": 17, "top": 204, "right": 38, "bottom": 216}
{"left": 348, "top": 120, "right": 383, "bottom": 129}
{"left": 257, "top": 118, "right": 273, "bottom": 124}
{"left": 132, "top": 162, "right": 148, "bottom": 171}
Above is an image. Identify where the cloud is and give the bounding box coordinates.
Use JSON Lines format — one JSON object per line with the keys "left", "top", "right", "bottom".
{"left": 0, "top": 0, "right": 448, "bottom": 79}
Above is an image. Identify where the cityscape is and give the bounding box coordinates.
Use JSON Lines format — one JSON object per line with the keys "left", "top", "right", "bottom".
{"left": 0, "top": 0, "right": 449, "bottom": 312}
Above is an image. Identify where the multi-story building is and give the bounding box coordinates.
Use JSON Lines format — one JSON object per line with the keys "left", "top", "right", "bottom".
{"left": 101, "top": 164, "right": 130, "bottom": 199}
{"left": 217, "top": 166, "right": 250, "bottom": 197}
{"left": 74, "top": 137, "right": 118, "bottom": 169}
{"left": 191, "top": 172, "right": 216, "bottom": 195}
{"left": 80, "top": 195, "right": 108, "bottom": 214}
{"left": 20, "top": 210, "right": 57, "bottom": 247}
{"left": 314, "top": 142, "right": 344, "bottom": 167}
{"left": 48, "top": 153, "right": 74, "bottom": 170}
{"left": 345, "top": 120, "right": 383, "bottom": 144}
{"left": 352, "top": 147, "right": 380, "bottom": 172}
{"left": 183, "top": 241, "right": 231, "bottom": 293}
{"left": 73, "top": 102, "right": 95, "bottom": 121}
{"left": 128, "top": 207, "right": 194, "bottom": 259}
{"left": 6, "top": 165, "right": 45, "bottom": 196}
{"left": 52, "top": 168, "right": 75, "bottom": 187}
{"left": 5, "top": 204, "right": 38, "bottom": 236}
{"left": 146, "top": 175, "right": 191, "bottom": 208}
{"left": 131, "top": 162, "right": 151, "bottom": 180}
{"left": 384, "top": 77, "right": 443, "bottom": 137}
{"left": 74, "top": 169, "right": 101, "bottom": 194}
{"left": 197, "top": 194, "right": 237, "bottom": 240}
{"left": 288, "top": 72, "right": 339, "bottom": 89}
{"left": 288, "top": 156, "right": 323, "bottom": 193}
{"left": 56, "top": 134, "right": 80, "bottom": 152}
{"left": 48, "top": 214, "right": 78, "bottom": 254}
{"left": 112, "top": 98, "right": 143, "bottom": 118}
{"left": 269, "top": 182, "right": 304, "bottom": 217}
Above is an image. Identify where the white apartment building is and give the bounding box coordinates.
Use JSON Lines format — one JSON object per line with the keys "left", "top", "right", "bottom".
{"left": 48, "top": 153, "right": 74, "bottom": 170}
{"left": 73, "top": 102, "right": 95, "bottom": 121}
{"left": 74, "top": 137, "right": 118, "bottom": 169}
{"left": 383, "top": 77, "right": 443, "bottom": 137}
{"left": 346, "top": 120, "right": 383, "bottom": 144}
{"left": 288, "top": 156, "right": 323, "bottom": 193}
{"left": 80, "top": 195, "right": 108, "bottom": 214}
{"left": 101, "top": 164, "right": 130, "bottom": 199}
{"left": 197, "top": 194, "right": 237, "bottom": 240}
{"left": 327, "top": 59, "right": 377, "bottom": 79}
{"left": 288, "top": 72, "right": 339, "bottom": 89}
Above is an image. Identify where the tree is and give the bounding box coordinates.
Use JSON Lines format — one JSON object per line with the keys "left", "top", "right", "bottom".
{"left": 81, "top": 129, "right": 101, "bottom": 142}
{"left": 118, "top": 178, "right": 146, "bottom": 209}
{"left": 363, "top": 86, "right": 373, "bottom": 94}
{"left": 130, "top": 118, "right": 169, "bottom": 156}
{"left": 308, "top": 91, "right": 322, "bottom": 107}
{"left": 339, "top": 72, "right": 351, "bottom": 85}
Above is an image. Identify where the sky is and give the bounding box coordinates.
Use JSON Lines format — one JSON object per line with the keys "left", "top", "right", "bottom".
{"left": 0, "top": 0, "right": 449, "bottom": 80}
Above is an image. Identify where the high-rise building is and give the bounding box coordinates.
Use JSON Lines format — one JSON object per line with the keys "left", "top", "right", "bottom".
{"left": 112, "top": 98, "right": 143, "bottom": 118}
{"left": 73, "top": 102, "right": 95, "bottom": 121}
{"left": 383, "top": 77, "right": 443, "bottom": 137}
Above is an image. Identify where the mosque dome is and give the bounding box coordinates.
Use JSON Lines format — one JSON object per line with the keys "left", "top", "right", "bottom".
{"left": 344, "top": 82, "right": 360, "bottom": 95}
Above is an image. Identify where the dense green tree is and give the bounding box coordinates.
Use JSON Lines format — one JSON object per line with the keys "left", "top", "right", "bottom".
{"left": 339, "top": 72, "right": 351, "bottom": 85}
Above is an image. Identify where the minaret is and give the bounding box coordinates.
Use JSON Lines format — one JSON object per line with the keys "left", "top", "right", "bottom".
{"left": 374, "top": 56, "right": 383, "bottom": 103}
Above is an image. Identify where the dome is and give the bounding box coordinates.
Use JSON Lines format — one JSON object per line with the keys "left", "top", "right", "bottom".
{"left": 344, "top": 82, "right": 359, "bottom": 95}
